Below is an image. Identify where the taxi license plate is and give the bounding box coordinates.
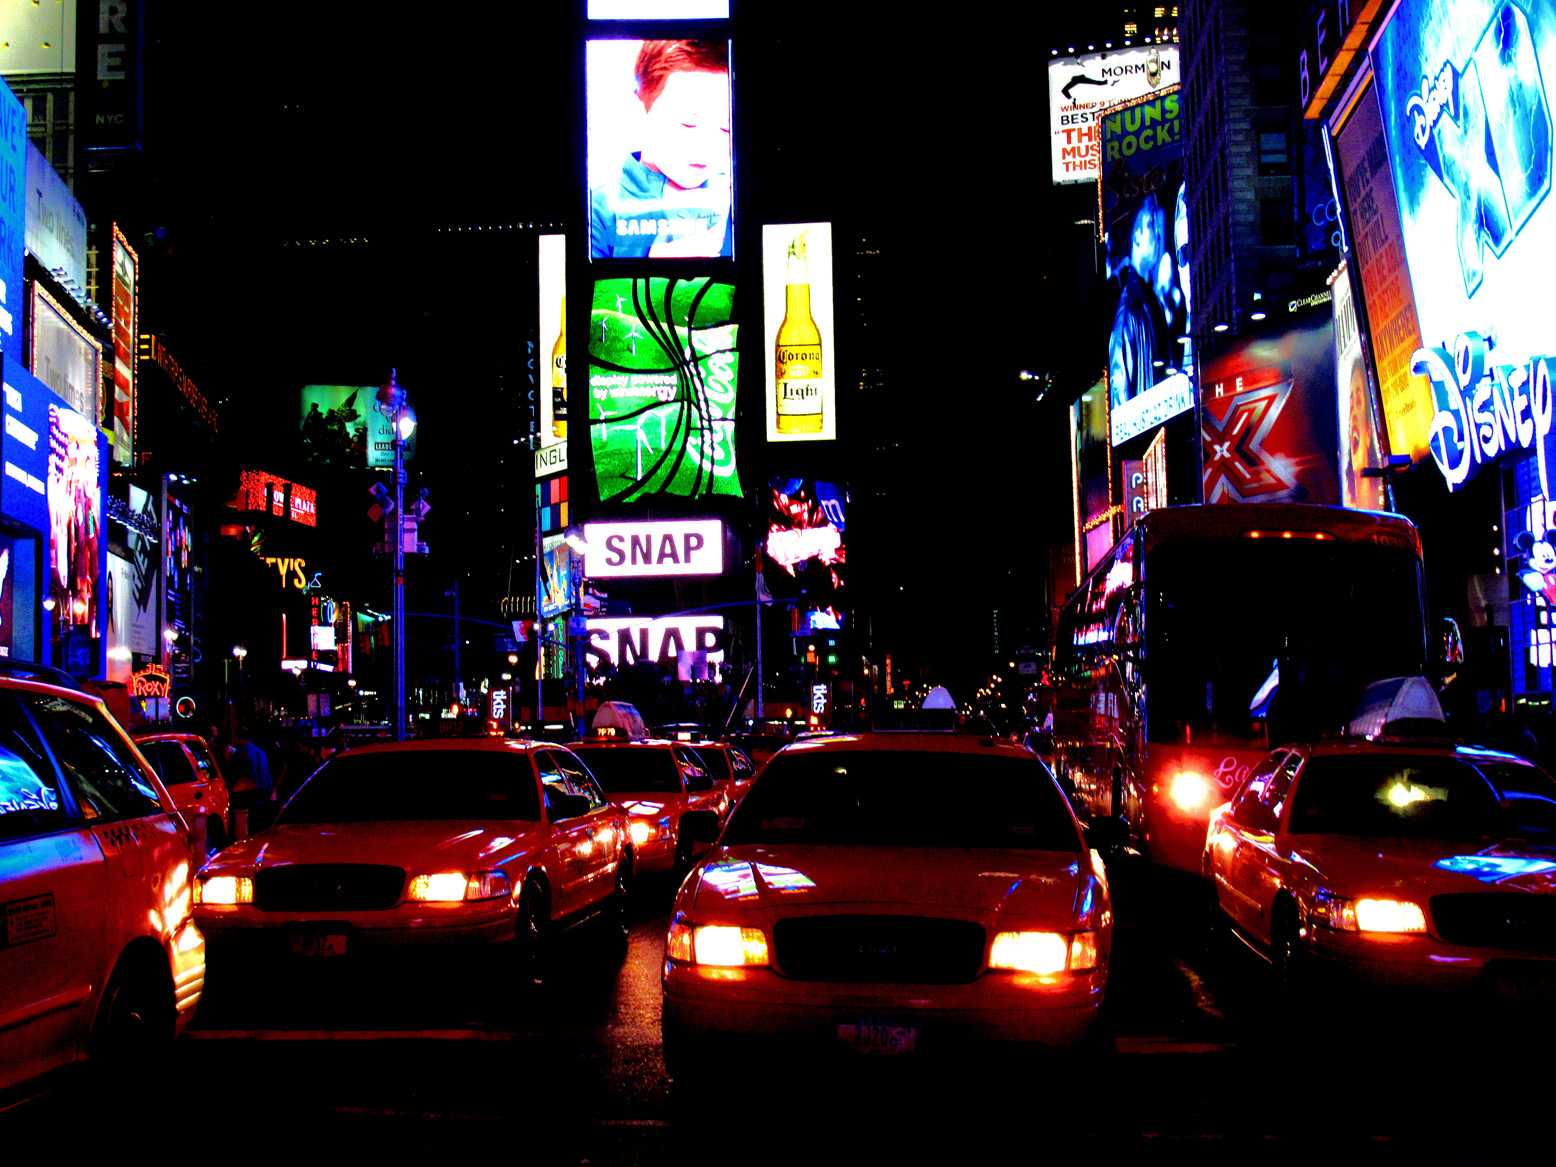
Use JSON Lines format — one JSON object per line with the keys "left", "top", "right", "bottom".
{"left": 837, "top": 1020, "right": 916, "bottom": 1055}
{"left": 290, "top": 933, "right": 347, "bottom": 958}
{"left": 1493, "top": 970, "right": 1556, "bottom": 1003}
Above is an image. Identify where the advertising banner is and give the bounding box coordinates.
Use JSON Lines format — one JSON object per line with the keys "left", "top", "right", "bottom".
{"left": 300, "top": 385, "right": 416, "bottom": 468}
{"left": 110, "top": 226, "right": 137, "bottom": 465}
{"left": 163, "top": 485, "right": 192, "bottom": 678}
{"left": 1331, "top": 80, "right": 1432, "bottom": 462}
{"left": 2, "top": 364, "right": 51, "bottom": 535}
{"left": 540, "top": 533, "right": 579, "bottom": 620}
{"left": 537, "top": 474, "right": 568, "bottom": 536}
{"left": 1099, "top": 88, "right": 1193, "bottom": 445}
{"left": 47, "top": 403, "right": 105, "bottom": 675}
{"left": 0, "top": 78, "right": 23, "bottom": 369}
{"left": 25, "top": 142, "right": 87, "bottom": 290}
{"left": 107, "top": 551, "right": 133, "bottom": 686}
{"left": 587, "top": 38, "right": 733, "bottom": 261}
{"left": 588, "top": 276, "right": 739, "bottom": 502}
{"left": 584, "top": 518, "right": 723, "bottom": 577}
{"left": 1332, "top": 263, "right": 1389, "bottom": 510}
{"left": 763, "top": 223, "right": 836, "bottom": 442}
{"left": 1073, "top": 379, "right": 1113, "bottom": 574}
{"left": 1201, "top": 316, "right": 1341, "bottom": 505}
{"left": 764, "top": 479, "right": 846, "bottom": 627}
{"left": 32, "top": 285, "right": 102, "bottom": 422}
{"left": 126, "top": 482, "right": 159, "bottom": 658}
{"left": 77, "top": 0, "right": 143, "bottom": 154}
{"left": 1049, "top": 45, "right": 1180, "bottom": 185}
{"left": 584, "top": 615, "right": 724, "bottom": 672}
{"left": 539, "top": 234, "right": 567, "bottom": 455}
{"left": 1371, "top": 0, "right": 1556, "bottom": 495}
{"left": 589, "top": 1, "right": 728, "bottom": 16}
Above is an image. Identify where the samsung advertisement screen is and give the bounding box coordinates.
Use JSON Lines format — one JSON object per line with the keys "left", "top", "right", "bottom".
{"left": 587, "top": 38, "right": 732, "bottom": 261}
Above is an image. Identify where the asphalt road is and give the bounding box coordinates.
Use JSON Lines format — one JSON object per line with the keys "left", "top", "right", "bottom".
{"left": 5, "top": 863, "right": 1550, "bottom": 1163}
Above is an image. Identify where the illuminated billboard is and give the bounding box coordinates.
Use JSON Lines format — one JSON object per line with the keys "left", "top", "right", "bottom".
{"left": 1371, "top": 0, "right": 1556, "bottom": 495}
{"left": 230, "top": 470, "right": 318, "bottom": 527}
{"left": 110, "top": 226, "right": 137, "bottom": 465}
{"left": 1072, "top": 380, "right": 1113, "bottom": 574}
{"left": 0, "top": 78, "right": 23, "bottom": 369}
{"left": 300, "top": 385, "right": 416, "bottom": 468}
{"left": 585, "top": 615, "right": 724, "bottom": 672}
{"left": 589, "top": 1, "right": 728, "bottom": 15}
{"left": 1201, "top": 316, "right": 1340, "bottom": 506}
{"left": 588, "top": 276, "right": 740, "bottom": 502}
{"left": 1049, "top": 45, "right": 1180, "bottom": 185}
{"left": 1099, "top": 89, "right": 1193, "bottom": 445}
{"left": 32, "top": 285, "right": 102, "bottom": 421}
{"left": 1332, "top": 264, "right": 1389, "bottom": 510}
{"left": 587, "top": 38, "right": 732, "bottom": 260}
{"left": 763, "top": 223, "right": 836, "bottom": 442}
{"left": 584, "top": 519, "right": 723, "bottom": 577}
{"left": 540, "top": 534, "right": 580, "bottom": 619}
{"left": 1331, "top": 81, "right": 1432, "bottom": 463}
{"left": 538, "top": 234, "right": 567, "bottom": 454}
{"left": 763, "top": 479, "right": 846, "bottom": 627}
{"left": 47, "top": 403, "right": 105, "bottom": 674}
{"left": 25, "top": 142, "right": 87, "bottom": 291}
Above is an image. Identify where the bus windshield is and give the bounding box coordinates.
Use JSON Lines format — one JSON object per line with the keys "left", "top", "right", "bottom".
{"left": 1145, "top": 539, "right": 1427, "bottom": 743}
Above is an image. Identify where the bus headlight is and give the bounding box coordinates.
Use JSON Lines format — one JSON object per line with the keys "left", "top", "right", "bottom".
{"left": 1169, "top": 771, "right": 1212, "bottom": 812}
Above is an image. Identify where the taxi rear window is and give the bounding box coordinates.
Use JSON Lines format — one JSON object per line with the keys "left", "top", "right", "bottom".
{"left": 569, "top": 748, "right": 680, "bottom": 793}
{"left": 280, "top": 751, "right": 542, "bottom": 822}
{"left": 722, "top": 749, "right": 1082, "bottom": 851}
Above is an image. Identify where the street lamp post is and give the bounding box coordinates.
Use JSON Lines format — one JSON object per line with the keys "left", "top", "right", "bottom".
{"left": 232, "top": 644, "right": 247, "bottom": 695}
{"left": 378, "top": 371, "right": 416, "bottom": 742}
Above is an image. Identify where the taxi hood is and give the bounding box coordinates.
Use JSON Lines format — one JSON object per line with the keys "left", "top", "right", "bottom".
{"left": 686, "top": 844, "right": 1090, "bottom": 925}
{"left": 1297, "top": 834, "right": 1556, "bottom": 897}
{"left": 207, "top": 820, "right": 547, "bottom": 874}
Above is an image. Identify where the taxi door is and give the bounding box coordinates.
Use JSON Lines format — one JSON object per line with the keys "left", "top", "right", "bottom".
{"left": 535, "top": 750, "right": 597, "bottom": 916}
{"left": 552, "top": 749, "right": 619, "bottom": 908}
{"left": 0, "top": 694, "right": 110, "bottom": 1093}
{"left": 1216, "top": 752, "right": 1287, "bottom": 940}
{"left": 1242, "top": 752, "right": 1304, "bottom": 943}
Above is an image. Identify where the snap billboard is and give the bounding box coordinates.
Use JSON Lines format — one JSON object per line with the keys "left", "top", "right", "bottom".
{"left": 584, "top": 519, "right": 723, "bottom": 577}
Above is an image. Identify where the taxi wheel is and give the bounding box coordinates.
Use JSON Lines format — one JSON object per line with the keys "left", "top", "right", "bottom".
{"left": 1270, "top": 901, "right": 1307, "bottom": 1005}
{"left": 673, "top": 828, "right": 695, "bottom": 875}
{"left": 516, "top": 882, "right": 550, "bottom": 990}
{"left": 602, "top": 857, "right": 632, "bottom": 965}
{"left": 93, "top": 954, "right": 174, "bottom": 1065}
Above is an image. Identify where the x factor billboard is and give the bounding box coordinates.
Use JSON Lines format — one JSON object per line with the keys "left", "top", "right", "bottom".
{"left": 587, "top": 276, "right": 740, "bottom": 502}
{"left": 1049, "top": 46, "right": 1180, "bottom": 185}
{"left": 1099, "top": 88, "right": 1193, "bottom": 445}
{"left": 1370, "top": 0, "right": 1556, "bottom": 496}
{"left": 587, "top": 38, "right": 733, "bottom": 261}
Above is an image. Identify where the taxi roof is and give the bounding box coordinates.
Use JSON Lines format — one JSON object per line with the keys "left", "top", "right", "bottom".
{"left": 1292, "top": 737, "right": 1530, "bottom": 765}
{"left": 340, "top": 737, "right": 551, "bottom": 756}
{"left": 771, "top": 731, "right": 1036, "bottom": 758}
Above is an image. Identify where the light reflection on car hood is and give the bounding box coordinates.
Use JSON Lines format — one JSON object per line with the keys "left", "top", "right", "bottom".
{"left": 1295, "top": 834, "right": 1556, "bottom": 895}
{"left": 205, "top": 820, "right": 545, "bottom": 874}
{"left": 687, "top": 844, "right": 1085, "bottom": 923}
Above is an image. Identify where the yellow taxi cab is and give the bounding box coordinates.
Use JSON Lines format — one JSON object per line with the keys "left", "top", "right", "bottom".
{"left": 660, "top": 725, "right": 1114, "bottom": 1078}
{"left": 685, "top": 740, "right": 758, "bottom": 806}
{"left": 191, "top": 738, "right": 632, "bottom": 981}
{"left": 133, "top": 732, "right": 231, "bottom": 856}
{"left": 1205, "top": 735, "right": 1556, "bottom": 1000}
{"left": 0, "top": 663, "right": 205, "bottom": 1100}
{"left": 568, "top": 704, "right": 725, "bottom": 876}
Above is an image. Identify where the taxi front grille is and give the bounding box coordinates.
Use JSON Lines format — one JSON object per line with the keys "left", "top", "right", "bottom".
{"left": 773, "top": 916, "right": 986, "bottom": 984}
{"left": 253, "top": 864, "right": 406, "bottom": 911}
{"left": 1430, "top": 893, "right": 1556, "bottom": 951}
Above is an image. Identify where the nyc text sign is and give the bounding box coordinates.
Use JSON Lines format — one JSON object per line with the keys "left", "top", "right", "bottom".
{"left": 583, "top": 520, "right": 723, "bottom": 578}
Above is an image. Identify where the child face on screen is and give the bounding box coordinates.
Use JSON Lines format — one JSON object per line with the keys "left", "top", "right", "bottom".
{"left": 640, "top": 69, "right": 731, "bottom": 191}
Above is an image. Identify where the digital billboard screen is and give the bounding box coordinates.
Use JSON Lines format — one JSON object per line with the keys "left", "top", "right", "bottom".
{"left": 540, "top": 534, "right": 580, "bottom": 619}
{"left": 1072, "top": 379, "right": 1113, "bottom": 574}
{"left": 538, "top": 234, "right": 567, "bottom": 452}
{"left": 1332, "top": 264, "right": 1389, "bottom": 510}
{"left": 763, "top": 479, "right": 846, "bottom": 627}
{"left": 589, "top": 1, "right": 728, "bottom": 16}
{"left": 587, "top": 38, "right": 732, "bottom": 261}
{"left": 32, "top": 285, "right": 102, "bottom": 422}
{"left": 300, "top": 385, "right": 417, "bottom": 468}
{"left": 1099, "top": 89, "right": 1193, "bottom": 445}
{"left": 1201, "top": 315, "right": 1340, "bottom": 506}
{"left": 47, "top": 403, "right": 105, "bottom": 674}
{"left": 1049, "top": 46, "right": 1180, "bottom": 185}
{"left": 110, "top": 226, "right": 137, "bottom": 465}
{"left": 763, "top": 223, "right": 836, "bottom": 442}
{"left": 588, "top": 276, "right": 740, "bottom": 502}
{"left": 1371, "top": 0, "right": 1556, "bottom": 493}
{"left": 0, "top": 78, "right": 23, "bottom": 369}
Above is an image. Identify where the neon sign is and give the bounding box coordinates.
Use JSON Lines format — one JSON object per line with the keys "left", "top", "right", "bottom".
{"left": 131, "top": 666, "right": 171, "bottom": 699}
{"left": 233, "top": 470, "right": 317, "bottom": 527}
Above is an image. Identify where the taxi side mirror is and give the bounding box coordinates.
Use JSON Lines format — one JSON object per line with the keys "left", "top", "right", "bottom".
{"left": 549, "top": 792, "right": 593, "bottom": 822}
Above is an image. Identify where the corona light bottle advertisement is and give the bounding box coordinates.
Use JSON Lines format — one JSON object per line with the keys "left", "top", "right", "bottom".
{"left": 763, "top": 222, "right": 835, "bottom": 442}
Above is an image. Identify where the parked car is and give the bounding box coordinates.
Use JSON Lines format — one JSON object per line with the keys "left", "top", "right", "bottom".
{"left": 1205, "top": 736, "right": 1556, "bottom": 1001}
{"left": 192, "top": 738, "right": 633, "bottom": 981}
{"left": 1, "top": 662, "right": 205, "bottom": 1101}
{"left": 133, "top": 732, "right": 231, "bottom": 856}
{"left": 661, "top": 729, "right": 1113, "bottom": 1080}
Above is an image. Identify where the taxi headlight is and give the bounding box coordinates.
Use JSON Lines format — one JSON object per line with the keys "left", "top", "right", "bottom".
{"left": 990, "top": 930, "right": 1070, "bottom": 974}
{"left": 408, "top": 872, "right": 471, "bottom": 902}
{"left": 666, "top": 920, "right": 769, "bottom": 966}
{"left": 629, "top": 820, "right": 655, "bottom": 846}
{"left": 195, "top": 875, "right": 252, "bottom": 905}
{"left": 1355, "top": 898, "right": 1427, "bottom": 934}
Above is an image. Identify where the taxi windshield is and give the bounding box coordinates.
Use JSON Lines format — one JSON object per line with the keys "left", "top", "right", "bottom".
{"left": 1288, "top": 755, "right": 1498, "bottom": 838}
{"left": 569, "top": 748, "right": 681, "bottom": 793}
{"left": 279, "top": 751, "right": 542, "bottom": 823}
{"left": 722, "top": 749, "right": 1081, "bottom": 851}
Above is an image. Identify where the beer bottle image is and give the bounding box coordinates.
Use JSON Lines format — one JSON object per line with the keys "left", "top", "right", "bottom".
{"left": 552, "top": 297, "right": 568, "bottom": 439}
{"left": 775, "top": 232, "right": 823, "bottom": 434}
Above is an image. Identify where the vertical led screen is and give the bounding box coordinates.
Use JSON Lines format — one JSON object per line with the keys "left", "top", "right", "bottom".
{"left": 1331, "top": 80, "right": 1432, "bottom": 463}
{"left": 1201, "top": 316, "right": 1340, "bottom": 505}
{"left": 587, "top": 38, "right": 733, "bottom": 261}
{"left": 763, "top": 479, "right": 846, "bottom": 632}
{"left": 164, "top": 485, "right": 192, "bottom": 678}
{"left": 107, "top": 552, "right": 133, "bottom": 686}
{"left": 1332, "top": 264, "right": 1389, "bottom": 510}
{"left": 538, "top": 234, "right": 567, "bottom": 452}
{"left": 1072, "top": 380, "right": 1113, "bottom": 574}
{"left": 47, "top": 404, "right": 104, "bottom": 675}
{"left": 110, "top": 226, "right": 137, "bottom": 465}
{"left": 540, "top": 534, "right": 580, "bottom": 620}
{"left": 1099, "top": 89, "right": 1193, "bottom": 445}
{"left": 763, "top": 223, "right": 836, "bottom": 442}
{"left": 0, "top": 78, "right": 23, "bottom": 369}
{"left": 1371, "top": 0, "right": 1556, "bottom": 494}
{"left": 1049, "top": 46, "right": 1180, "bottom": 184}
{"left": 127, "top": 483, "right": 159, "bottom": 658}
{"left": 588, "top": 276, "right": 740, "bottom": 502}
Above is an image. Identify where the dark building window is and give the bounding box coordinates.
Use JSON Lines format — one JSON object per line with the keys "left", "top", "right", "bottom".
{"left": 1260, "top": 198, "right": 1295, "bottom": 246}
